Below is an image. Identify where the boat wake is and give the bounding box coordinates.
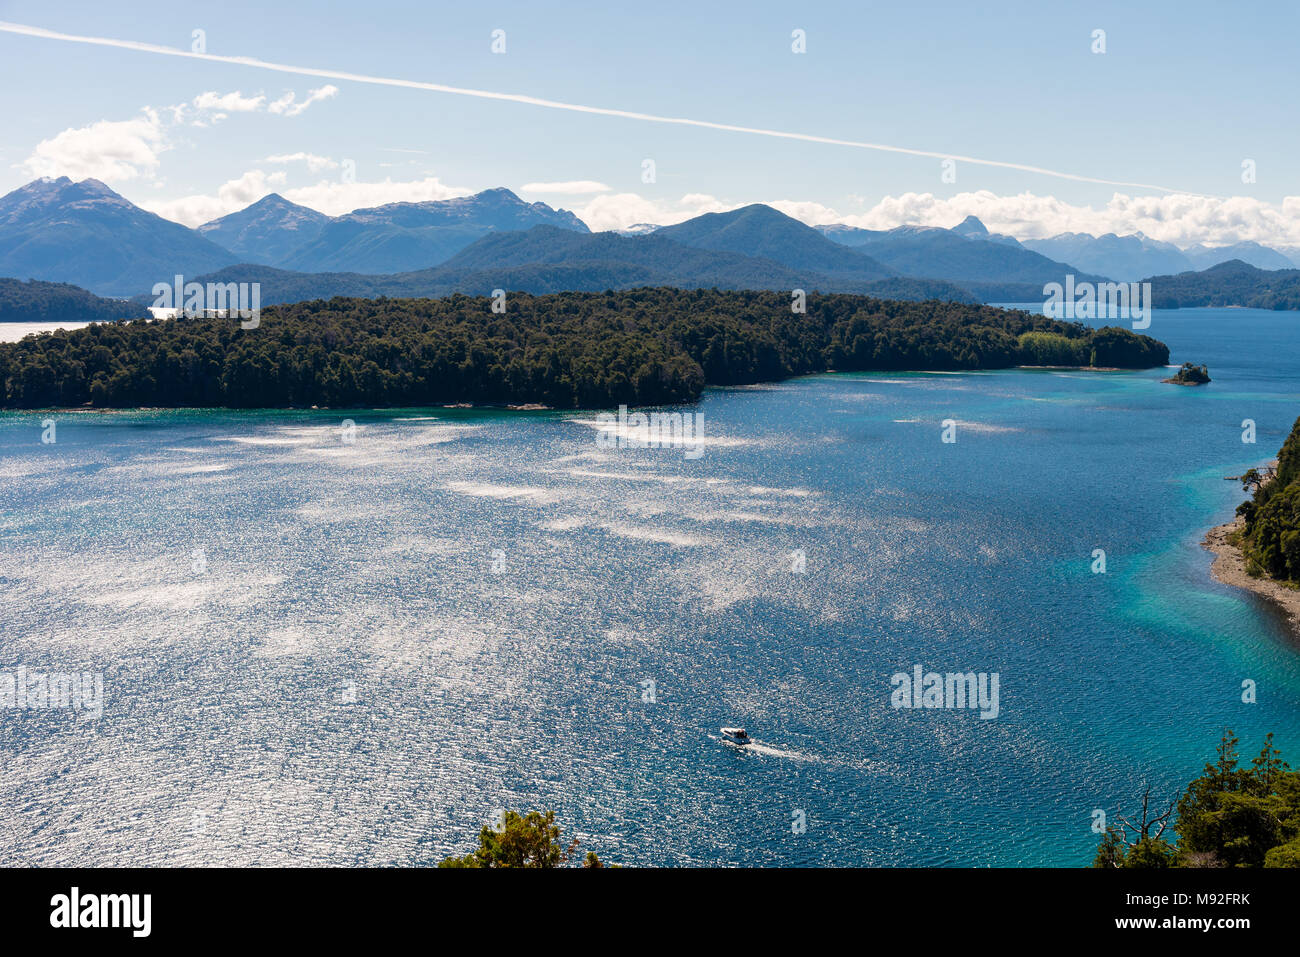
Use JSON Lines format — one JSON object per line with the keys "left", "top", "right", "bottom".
{"left": 716, "top": 736, "right": 817, "bottom": 762}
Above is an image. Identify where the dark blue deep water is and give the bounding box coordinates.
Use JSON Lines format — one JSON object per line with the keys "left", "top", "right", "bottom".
{"left": 2, "top": 307, "right": 1299, "bottom": 866}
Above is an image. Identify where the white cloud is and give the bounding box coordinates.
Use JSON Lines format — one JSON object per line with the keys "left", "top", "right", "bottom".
{"left": 264, "top": 152, "right": 338, "bottom": 172}
{"left": 267, "top": 85, "right": 339, "bottom": 117}
{"left": 520, "top": 180, "right": 610, "bottom": 195}
{"left": 281, "top": 175, "right": 468, "bottom": 216}
{"left": 21, "top": 109, "right": 168, "bottom": 183}
{"left": 191, "top": 90, "right": 266, "bottom": 113}
{"left": 577, "top": 192, "right": 732, "bottom": 232}
{"left": 831, "top": 190, "right": 1300, "bottom": 247}
{"left": 138, "top": 172, "right": 469, "bottom": 226}
{"left": 19, "top": 80, "right": 343, "bottom": 183}
{"left": 766, "top": 199, "right": 841, "bottom": 225}
{"left": 141, "top": 169, "right": 287, "bottom": 226}
{"left": 574, "top": 187, "right": 1300, "bottom": 248}
{"left": 175, "top": 87, "right": 338, "bottom": 126}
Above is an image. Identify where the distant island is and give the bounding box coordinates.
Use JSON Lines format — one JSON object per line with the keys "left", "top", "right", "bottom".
{"left": 1204, "top": 414, "right": 1300, "bottom": 634}
{"left": 0, "top": 289, "right": 1169, "bottom": 409}
{"left": 0, "top": 277, "right": 143, "bottom": 324}
{"left": 1163, "top": 362, "right": 1211, "bottom": 385}
{"left": 1149, "top": 259, "right": 1300, "bottom": 310}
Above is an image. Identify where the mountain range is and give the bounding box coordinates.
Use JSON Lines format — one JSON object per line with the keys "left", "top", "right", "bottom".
{"left": 814, "top": 219, "right": 1109, "bottom": 287}
{"left": 238, "top": 187, "right": 589, "bottom": 274}
{"left": 1022, "top": 233, "right": 1297, "bottom": 281}
{"left": 144, "top": 227, "right": 979, "bottom": 307}
{"left": 3, "top": 176, "right": 1300, "bottom": 314}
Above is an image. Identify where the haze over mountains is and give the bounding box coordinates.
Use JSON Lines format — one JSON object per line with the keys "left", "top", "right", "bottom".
{"left": 1021, "top": 232, "right": 1298, "bottom": 281}
{"left": 3, "top": 176, "right": 1300, "bottom": 313}
{"left": 813, "top": 219, "right": 1108, "bottom": 287}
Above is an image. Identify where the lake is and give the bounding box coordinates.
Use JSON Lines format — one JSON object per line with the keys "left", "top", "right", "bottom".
{"left": 2, "top": 306, "right": 1298, "bottom": 866}
{"left": 0, "top": 321, "right": 95, "bottom": 343}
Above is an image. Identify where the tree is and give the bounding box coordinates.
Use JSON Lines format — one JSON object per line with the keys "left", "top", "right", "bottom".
{"left": 1264, "top": 838, "right": 1300, "bottom": 867}
{"left": 1095, "top": 731, "right": 1300, "bottom": 868}
{"left": 1251, "top": 732, "right": 1288, "bottom": 793}
{"left": 1092, "top": 783, "right": 1178, "bottom": 868}
{"left": 1235, "top": 415, "right": 1300, "bottom": 585}
{"left": 1174, "top": 730, "right": 1296, "bottom": 867}
{"left": 437, "top": 810, "right": 611, "bottom": 869}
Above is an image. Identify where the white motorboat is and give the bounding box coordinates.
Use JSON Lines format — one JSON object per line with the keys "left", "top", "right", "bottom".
{"left": 721, "top": 727, "right": 750, "bottom": 745}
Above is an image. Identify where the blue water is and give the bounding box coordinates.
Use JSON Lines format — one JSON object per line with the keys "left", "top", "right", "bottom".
{"left": 1, "top": 307, "right": 1298, "bottom": 867}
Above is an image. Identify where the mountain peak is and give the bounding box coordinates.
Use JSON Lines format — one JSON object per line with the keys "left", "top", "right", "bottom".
{"left": 655, "top": 203, "right": 895, "bottom": 280}
{"left": 231, "top": 192, "right": 328, "bottom": 218}
{"left": 339, "top": 188, "right": 589, "bottom": 235}
{"left": 0, "top": 176, "right": 237, "bottom": 296}
{"left": 1, "top": 176, "right": 132, "bottom": 227}
{"left": 75, "top": 178, "right": 117, "bottom": 196}
{"left": 952, "top": 215, "right": 989, "bottom": 238}
{"left": 197, "top": 192, "right": 332, "bottom": 265}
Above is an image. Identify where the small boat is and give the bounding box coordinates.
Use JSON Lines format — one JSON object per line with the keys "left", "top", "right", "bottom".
{"left": 721, "top": 727, "right": 750, "bottom": 745}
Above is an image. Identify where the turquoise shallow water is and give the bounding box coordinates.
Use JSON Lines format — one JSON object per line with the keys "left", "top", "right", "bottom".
{"left": 1, "top": 307, "right": 1298, "bottom": 866}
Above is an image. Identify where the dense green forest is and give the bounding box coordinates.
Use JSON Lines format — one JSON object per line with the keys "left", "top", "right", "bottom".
{"left": 0, "top": 288, "right": 1169, "bottom": 409}
{"left": 0, "top": 278, "right": 144, "bottom": 323}
{"left": 1234, "top": 414, "right": 1300, "bottom": 583}
{"left": 1094, "top": 731, "right": 1299, "bottom": 867}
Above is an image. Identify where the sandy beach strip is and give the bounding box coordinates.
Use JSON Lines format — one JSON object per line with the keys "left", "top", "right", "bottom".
{"left": 1203, "top": 516, "right": 1300, "bottom": 636}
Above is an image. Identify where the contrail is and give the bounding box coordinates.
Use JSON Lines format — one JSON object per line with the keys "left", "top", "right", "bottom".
{"left": 0, "top": 20, "right": 1198, "bottom": 195}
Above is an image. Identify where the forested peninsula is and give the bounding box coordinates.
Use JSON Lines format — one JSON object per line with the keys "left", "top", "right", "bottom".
{"left": 1205, "top": 414, "right": 1300, "bottom": 634}
{"left": 0, "top": 288, "right": 1170, "bottom": 409}
{"left": 1237, "top": 416, "right": 1300, "bottom": 584}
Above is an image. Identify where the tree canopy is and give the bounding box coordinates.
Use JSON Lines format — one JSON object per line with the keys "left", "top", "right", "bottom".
{"left": 1094, "top": 731, "right": 1300, "bottom": 868}
{"left": 0, "top": 288, "right": 1170, "bottom": 410}
{"left": 0, "top": 277, "right": 143, "bottom": 323}
{"left": 1234, "top": 415, "right": 1300, "bottom": 584}
{"left": 437, "top": 810, "right": 608, "bottom": 868}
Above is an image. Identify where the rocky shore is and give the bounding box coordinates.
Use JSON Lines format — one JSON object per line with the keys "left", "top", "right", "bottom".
{"left": 1203, "top": 516, "right": 1300, "bottom": 635}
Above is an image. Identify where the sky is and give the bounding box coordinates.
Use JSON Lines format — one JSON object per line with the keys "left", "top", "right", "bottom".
{"left": 1, "top": 0, "right": 1298, "bottom": 247}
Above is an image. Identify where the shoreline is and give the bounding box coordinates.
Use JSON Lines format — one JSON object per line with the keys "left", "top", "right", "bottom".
{"left": 1014, "top": 364, "right": 1122, "bottom": 372}
{"left": 0, "top": 364, "right": 1159, "bottom": 414}
{"left": 1202, "top": 516, "right": 1300, "bottom": 637}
